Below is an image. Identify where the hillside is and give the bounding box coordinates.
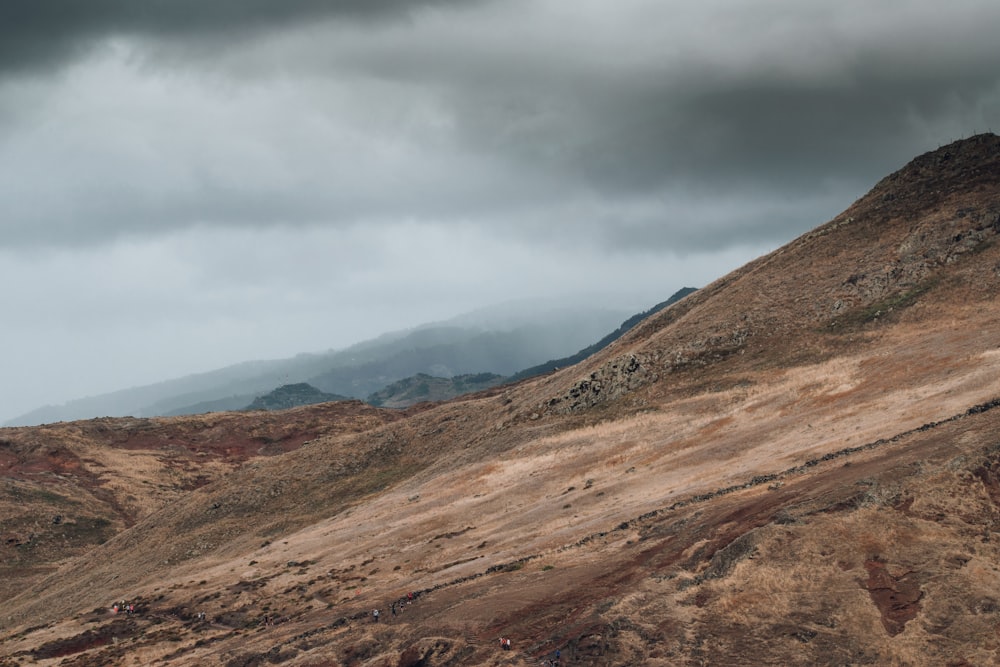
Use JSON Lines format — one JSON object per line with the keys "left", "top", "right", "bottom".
{"left": 2, "top": 134, "right": 1000, "bottom": 666}
{"left": 0, "top": 401, "right": 412, "bottom": 604}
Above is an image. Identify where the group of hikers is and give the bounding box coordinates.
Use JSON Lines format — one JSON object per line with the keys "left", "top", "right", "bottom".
{"left": 110, "top": 600, "right": 136, "bottom": 615}
{"left": 372, "top": 591, "right": 417, "bottom": 622}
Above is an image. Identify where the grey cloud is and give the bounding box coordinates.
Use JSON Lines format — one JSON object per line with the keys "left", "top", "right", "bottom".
{"left": 0, "top": 0, "right": 486, "bottom": 76}
{"left": 306, "top": 0, "right": 1000, "bottom": 196}
{"left": 3, "top": 0, "right": 999, "bottom": 255}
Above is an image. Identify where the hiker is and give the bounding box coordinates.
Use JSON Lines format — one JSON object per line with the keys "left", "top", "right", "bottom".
{"left": 373, "top": 608, "right": 380, "bottom": 622}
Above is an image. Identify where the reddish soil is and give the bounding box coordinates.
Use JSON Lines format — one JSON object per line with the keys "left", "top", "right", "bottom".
{"left": 863, "top": 559, "right": 923, "bottom": 636}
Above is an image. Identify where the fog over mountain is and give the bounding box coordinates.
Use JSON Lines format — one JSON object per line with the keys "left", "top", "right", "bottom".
{"left": 5, "top": 301, "right": 633, "bottom": 426}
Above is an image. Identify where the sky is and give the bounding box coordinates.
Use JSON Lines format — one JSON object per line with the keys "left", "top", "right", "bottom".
{"left": 2, "top": 0, "right": 999, "bottom": 422}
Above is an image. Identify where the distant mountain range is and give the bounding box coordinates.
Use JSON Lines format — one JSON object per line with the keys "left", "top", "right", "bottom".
{"left": 6, "top": 301, "right": 668, "bottom": 426}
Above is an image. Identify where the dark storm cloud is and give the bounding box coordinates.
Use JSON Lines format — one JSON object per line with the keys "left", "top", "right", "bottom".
{"left": 3, "top": 0, "right": 1000, "bottom": 254}
{"left": 0, "top": 0, "right": 481, "bottom": 76}
{"left": 501, "top": 33, "right": 997, "bottom": 192}
{"left": 308, "top": 0, "right": 1000, "bottom": 193}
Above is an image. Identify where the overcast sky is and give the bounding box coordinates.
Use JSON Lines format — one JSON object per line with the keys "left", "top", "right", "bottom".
{"left": 2, "top": 0, "right": 999, "bottom": 421}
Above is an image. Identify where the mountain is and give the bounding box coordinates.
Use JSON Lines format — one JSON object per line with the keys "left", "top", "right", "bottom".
{"left": 5, "top": 304, "right": 632, "bottom": 426}
{"left": 244, "top": 383, "right": 348, "bottom": 411}
{"left": 366, "top": 372, "right": 506, "bottom": 408}
{"left": 3, "top": 134, "right": 1000, "bottom": 666}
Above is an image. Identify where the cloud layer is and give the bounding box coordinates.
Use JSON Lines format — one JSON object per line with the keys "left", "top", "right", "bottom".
{"left": 2, "top": 0, "right": 998, "bottom": 420}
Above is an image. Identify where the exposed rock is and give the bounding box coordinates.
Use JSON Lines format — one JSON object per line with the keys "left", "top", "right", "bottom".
{"left": 545, "top": 353, "right": 652, "bottom": 413}
{"left": 701, "top": 529, "right": 760, "bottom": 581}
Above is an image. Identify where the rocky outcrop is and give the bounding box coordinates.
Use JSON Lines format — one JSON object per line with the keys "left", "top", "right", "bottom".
{"left": 545, "top": 353, "right": 653, "bottom": 413}
{"left": 545, "top": 324, "right": 751, "bottom": 414}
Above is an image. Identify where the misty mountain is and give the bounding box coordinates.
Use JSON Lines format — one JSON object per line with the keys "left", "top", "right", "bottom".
{"left": 175, "top": 291, "right": 700, "bottom": 413}
{"left": 305, "top": 324, "right": 594, "bottom": 398}
{"left": 5, "top": 303, "right": 633, "bottom": 426}
{"left": 361, "top": 289, "right": 698, "bottom": 410}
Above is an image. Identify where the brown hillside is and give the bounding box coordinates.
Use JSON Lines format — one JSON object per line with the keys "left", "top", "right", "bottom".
{"left": 0, "top": 402, "right": 412, "bottom": 603}
{"left": 2, "top": 134, "right": 1000, "bottom": 666}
